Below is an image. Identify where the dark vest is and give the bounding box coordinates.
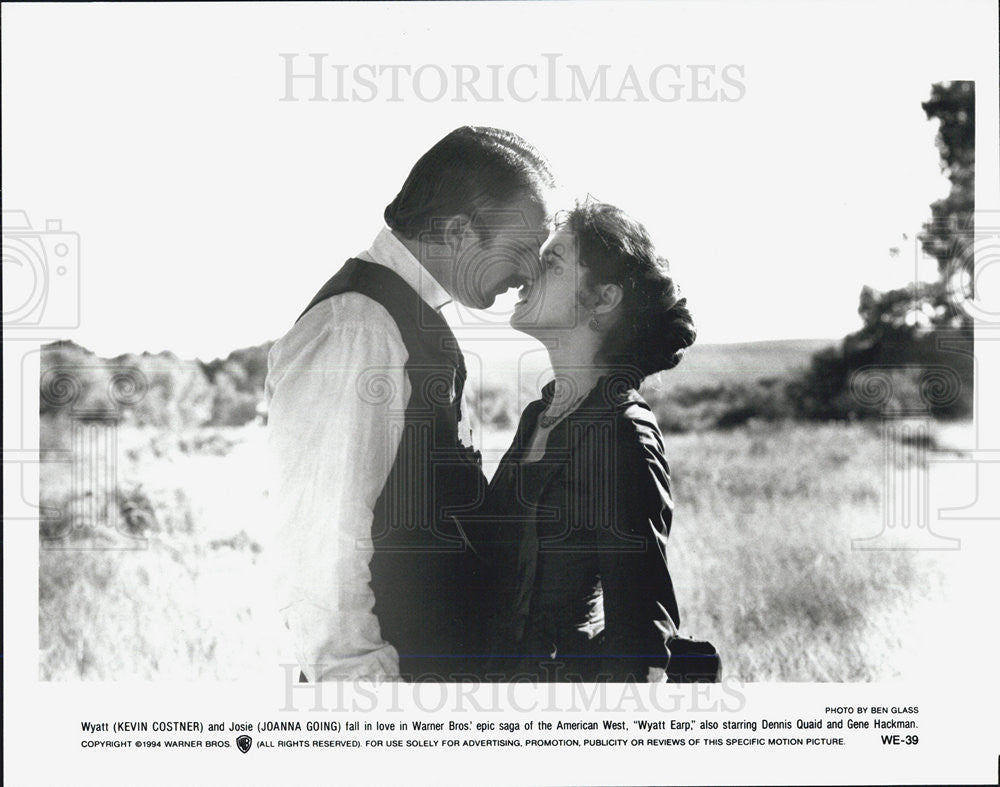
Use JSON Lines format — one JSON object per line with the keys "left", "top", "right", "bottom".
{"left": 298, "top": 258, "right": 488, "bottom": 679}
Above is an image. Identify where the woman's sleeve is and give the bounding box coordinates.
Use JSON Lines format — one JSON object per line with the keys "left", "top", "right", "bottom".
{"left": 594, "top": 406, "right": 680, "bottom": 680}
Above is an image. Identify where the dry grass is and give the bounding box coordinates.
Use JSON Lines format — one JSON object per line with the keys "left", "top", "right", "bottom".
{"left": 664, "top": 422, "right": 949, "bottom": 681}
{"left": 39, "top": 425, "right": 282, "bottom": 679}
{"left": 39, "top": 420, "right": 951, "bottom": 681}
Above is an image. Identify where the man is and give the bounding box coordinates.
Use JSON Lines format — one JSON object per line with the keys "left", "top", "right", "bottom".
{"left": 266, "top": 127, "right": 553, "bottom": 682}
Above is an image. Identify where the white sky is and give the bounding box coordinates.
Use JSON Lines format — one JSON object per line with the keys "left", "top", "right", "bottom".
{"left": 3, "top": 1, "right": 996, "bottom": 360}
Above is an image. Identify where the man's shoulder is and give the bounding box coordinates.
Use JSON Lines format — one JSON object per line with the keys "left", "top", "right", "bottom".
{"left": 290, "top": 290, "right": 402, "bottom": 339}
{"left": 269, "top": 290, "right": 405, "bottom": 372}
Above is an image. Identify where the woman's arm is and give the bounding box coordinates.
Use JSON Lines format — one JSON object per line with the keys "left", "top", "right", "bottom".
{"left": 593, "top": 403, "right": 681, "bottom": 681}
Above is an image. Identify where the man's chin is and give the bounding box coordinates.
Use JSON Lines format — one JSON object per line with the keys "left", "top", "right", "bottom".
{"left": 452, "top": 286, "right": 496, "bottom": 311}
{"left": 509, "top": 315, "right": 532, "bottom": 336}
{"left": 510, "top": 304, "right": 540, "bottom": 336}
{"left": 477, "top": 292, "right": 499, "bottom": 309}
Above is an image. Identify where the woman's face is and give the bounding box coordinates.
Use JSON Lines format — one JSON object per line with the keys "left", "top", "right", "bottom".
{"left": 510, "top": 226, "right": 586, "bottom": 336}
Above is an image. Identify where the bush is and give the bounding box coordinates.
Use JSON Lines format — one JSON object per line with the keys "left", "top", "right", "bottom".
{"left": 645, "top": 379, "right": 796, "bottom": 433}
{"left": 788, "top": 323, "right": 973, "bottom": 421}
{"left": 40, "top": 340, "right": 272, "bottom": 430}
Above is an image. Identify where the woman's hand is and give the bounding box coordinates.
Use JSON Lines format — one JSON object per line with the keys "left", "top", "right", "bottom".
{"left": 646, "top": 666, "right": 668, "bottom": 683}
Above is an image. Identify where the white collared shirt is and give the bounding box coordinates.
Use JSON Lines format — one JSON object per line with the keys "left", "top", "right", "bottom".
{"left": 265, "top": 228, "right": 452, "bottom": 681}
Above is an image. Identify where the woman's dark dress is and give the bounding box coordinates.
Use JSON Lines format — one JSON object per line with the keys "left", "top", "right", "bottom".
{"left": 480, "top": 376, "right": 680, "bottom": 682}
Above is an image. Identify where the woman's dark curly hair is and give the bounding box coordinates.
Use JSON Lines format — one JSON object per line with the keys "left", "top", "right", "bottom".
{"left": 559, "top": 200, "right": 696, "bottom": 384}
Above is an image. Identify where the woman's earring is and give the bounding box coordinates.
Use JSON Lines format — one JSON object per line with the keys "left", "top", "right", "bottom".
{"left": 588, "top": 310, "right": 600, "bottom": 331}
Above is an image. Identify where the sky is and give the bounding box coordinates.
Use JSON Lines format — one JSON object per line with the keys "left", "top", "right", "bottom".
{"left": 3, "top": 1, "right": 997, "bottom": 360}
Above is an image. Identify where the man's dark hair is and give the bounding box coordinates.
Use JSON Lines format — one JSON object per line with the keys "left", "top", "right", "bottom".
{"left": 384, "top": 126, "right": 554, "bottom": 240}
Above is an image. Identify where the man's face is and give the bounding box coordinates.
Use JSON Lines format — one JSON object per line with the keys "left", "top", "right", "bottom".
{"left": 451, "top": 193, "right": 550, "bottom": 310}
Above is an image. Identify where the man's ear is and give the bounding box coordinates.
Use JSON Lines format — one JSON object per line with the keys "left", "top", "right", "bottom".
{"left": 442, "top": 214, "right": 473, "bottom": 251}
{"left": 593, "top": 283, "right": 624, "bottom": 315}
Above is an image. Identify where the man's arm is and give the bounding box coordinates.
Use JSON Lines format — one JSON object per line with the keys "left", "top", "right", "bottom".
{"left": 265, "top": 298, "right": 409, "bottom": 681}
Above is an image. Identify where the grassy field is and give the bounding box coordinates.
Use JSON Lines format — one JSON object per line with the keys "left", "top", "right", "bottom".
{"left": 656, "top": 338, "right": 837, "bottom": 388}
{"left": 39, "top": 415, "right": 953, "bottom": 682}
{"left": 470, "top": 337, "right": 834, "bottom": 398}
{"left": 37, "top": 336, "right": 954, "bottom": 682}
{"left": 465, "top": 337, "right": 842, "bottom": 439}
{"left": 39, "top": 426, "right": 282, "bottom": 679}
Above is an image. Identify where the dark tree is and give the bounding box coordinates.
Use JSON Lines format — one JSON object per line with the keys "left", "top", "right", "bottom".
{"left": 790, "top": 82, "right": 975, "bottom": 420}
{"left": 920, "top": 81, "right": 975, "bottom": 292}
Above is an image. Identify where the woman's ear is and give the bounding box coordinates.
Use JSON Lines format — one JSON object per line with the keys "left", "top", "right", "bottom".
{"left": 593, "top": 282, "right": 624, "bottom": 315}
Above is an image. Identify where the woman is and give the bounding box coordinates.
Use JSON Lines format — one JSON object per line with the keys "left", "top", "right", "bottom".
{"left": 483, "top": 200, "right": 698, "bottom": 682}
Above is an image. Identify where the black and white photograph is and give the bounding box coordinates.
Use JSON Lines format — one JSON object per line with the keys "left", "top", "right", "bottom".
{"left": 3, "top": 1, "right": 999, "bottom": 784}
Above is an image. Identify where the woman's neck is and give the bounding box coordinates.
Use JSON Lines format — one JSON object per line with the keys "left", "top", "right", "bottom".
{"left": 545, "top": 340, "right": 606, "bottom": 408}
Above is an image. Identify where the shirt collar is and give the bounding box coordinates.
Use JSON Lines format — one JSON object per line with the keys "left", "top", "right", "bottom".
{"left": 539, "top": 374, "right": 641, "bottom": 410}
{"left": 361, "top": 227, "right": 452, "bottom": 312}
